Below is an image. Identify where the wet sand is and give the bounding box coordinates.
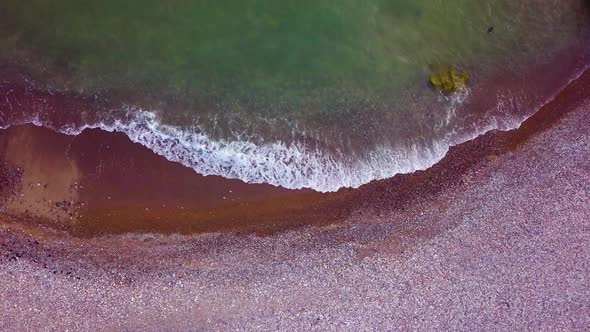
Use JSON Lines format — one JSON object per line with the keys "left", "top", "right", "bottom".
{"left": 0, "top": 68, "right": 588, "bottom": 330}
{"left": 0, "top": 124, "right": 338, "bottom": 236}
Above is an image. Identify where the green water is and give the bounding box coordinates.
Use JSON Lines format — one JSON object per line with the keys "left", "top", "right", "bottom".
{"left": 0, "top": 1, "right": 558, "bottom": 112}
{"left": 0, "top": 1, "right": 585, "bottom": 140}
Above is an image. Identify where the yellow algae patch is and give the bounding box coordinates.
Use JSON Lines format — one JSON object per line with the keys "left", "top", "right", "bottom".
{"left": 429, "top": 66, "right": 469, "bottom": 95}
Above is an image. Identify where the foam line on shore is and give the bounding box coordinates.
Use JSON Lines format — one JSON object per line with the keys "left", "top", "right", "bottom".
{"left": 1, "top": 67, "right": 586, "bottom": 192}
{"left": 2, "top": 107, "right": 515, "bottom": 192}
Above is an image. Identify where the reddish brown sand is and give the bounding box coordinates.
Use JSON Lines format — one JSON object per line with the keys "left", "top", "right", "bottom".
{"left": 0, "top": 64, "right": 589, "bottom": 330}
{"left": 0, "top": 124, "right": 340, "bottom": 236}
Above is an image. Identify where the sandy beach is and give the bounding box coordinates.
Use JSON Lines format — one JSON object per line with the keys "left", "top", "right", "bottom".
{"left": 0, "top": 67, "right": 588, "bottom": 330}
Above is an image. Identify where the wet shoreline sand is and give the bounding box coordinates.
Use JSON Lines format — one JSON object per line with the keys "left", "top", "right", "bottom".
{"left": 0, "top": 59, "right": 587, "bottom": 238}
{"left": 0, "top": 124, "right": 335, "bottom": 236}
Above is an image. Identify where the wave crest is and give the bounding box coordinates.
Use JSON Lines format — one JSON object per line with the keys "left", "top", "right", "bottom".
{"left": 0, "top": 86, "right": 533, "bottom": 192}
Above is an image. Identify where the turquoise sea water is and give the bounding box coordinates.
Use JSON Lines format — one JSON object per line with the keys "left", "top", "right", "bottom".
{"left": 0, "top": 1, "right": 588, "bottom": 190}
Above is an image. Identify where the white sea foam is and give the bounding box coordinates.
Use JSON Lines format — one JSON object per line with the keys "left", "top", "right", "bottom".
{"left": 50, "top": 107, "right": 455, "bottom": 192}
{"left": 3, "top": 102, "right": 523, "bottom": 193}
{"left": 6, "top": 76, "right": 577, "bottom": 192}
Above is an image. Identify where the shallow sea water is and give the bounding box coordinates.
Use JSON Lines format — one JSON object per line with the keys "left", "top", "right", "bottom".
{"left": 0, "top": 1, "right": 588, "bottom": 190}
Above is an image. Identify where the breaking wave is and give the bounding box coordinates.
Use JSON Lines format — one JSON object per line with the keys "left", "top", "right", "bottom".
{"left": 1, "top": 87, "right": 529, "bottom": 193}
{"left": 4, "top": 63, "right": 588, "bottom": 192}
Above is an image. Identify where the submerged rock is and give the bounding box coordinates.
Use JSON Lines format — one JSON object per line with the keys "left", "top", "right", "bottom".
{"left": 429, "top": 66, "right": 469, "bottom": 95}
